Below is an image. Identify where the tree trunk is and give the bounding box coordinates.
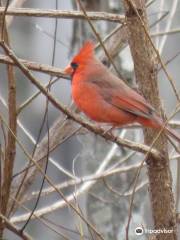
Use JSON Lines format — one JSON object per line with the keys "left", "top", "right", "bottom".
{"left": 122, "top": 1, "right": 177, "bottom": 239}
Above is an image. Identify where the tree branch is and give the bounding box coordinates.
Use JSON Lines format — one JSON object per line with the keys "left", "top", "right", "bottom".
{"left": 0, "top": 7, "right": 125, "bottom": 23}
{"left": 0, "top": 54, "right": 68, "bottom": 78}
{"left": 0, "top": 214, "right": 32, "bottom": 240}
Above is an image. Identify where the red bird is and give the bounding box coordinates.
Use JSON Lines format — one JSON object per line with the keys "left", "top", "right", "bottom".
{"left": 64, "top": 41, "right": 180, "bottom": 141}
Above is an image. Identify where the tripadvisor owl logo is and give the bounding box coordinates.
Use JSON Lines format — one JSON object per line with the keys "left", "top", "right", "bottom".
{"left": 135, "top": 227, "right": 144, "bottom": 235}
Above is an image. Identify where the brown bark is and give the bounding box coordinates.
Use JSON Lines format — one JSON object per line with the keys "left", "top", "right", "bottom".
{"left": 123, "top": 1, "right": 177, "bottom": 240}
{"left": 0, "top": 7, "right": 124, "bottom": 23}
{"left": 0, "top": 1, "right": 17, "bottom": 237}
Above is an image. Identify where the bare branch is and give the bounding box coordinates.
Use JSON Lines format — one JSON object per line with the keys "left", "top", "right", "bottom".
{"left": 0, "top": 214, "right": 32, "bottom": 240}
{"left": 0, "top": 54, "right": 67, "bottom": 78}
{"left": 0, "top": 7, "right": 125, "bottom": 23}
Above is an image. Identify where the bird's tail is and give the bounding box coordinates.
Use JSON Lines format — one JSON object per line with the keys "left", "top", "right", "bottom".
{"left": 165, "top": 126, "right": 180, "bottom": 142}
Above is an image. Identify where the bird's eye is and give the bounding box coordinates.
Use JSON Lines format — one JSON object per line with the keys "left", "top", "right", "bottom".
{"left": 71, "top": 62, "right": 79, "bottom": 69}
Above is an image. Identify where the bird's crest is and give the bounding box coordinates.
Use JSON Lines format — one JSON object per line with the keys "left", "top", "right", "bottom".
{"left": 73, "top": 41, "right": 95, "bottom": 62}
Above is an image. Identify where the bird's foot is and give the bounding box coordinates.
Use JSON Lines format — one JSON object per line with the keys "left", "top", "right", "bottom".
{"left": 102, "top": 126, "right": 116, "bottom": 137}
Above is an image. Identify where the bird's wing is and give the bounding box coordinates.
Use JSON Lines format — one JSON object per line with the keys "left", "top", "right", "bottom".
{"left": 109, "top": 92, "right": 154, "bottom": 119}
{"left": 91, "top": 72, "right": 155, "bottom": 119}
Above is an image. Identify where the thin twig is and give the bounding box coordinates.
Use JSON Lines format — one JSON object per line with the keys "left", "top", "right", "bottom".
{"left": 17, "top": 77, "right": 60, "bottom": 114}
{"left": 103, "top": 178, "right": 148, "bottom": 198}
{"left": 152, "top": 28, "right": 180, "bottom": 38}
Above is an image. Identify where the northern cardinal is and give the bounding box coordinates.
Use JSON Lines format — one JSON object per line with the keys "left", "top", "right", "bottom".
{"left": 64, "top": 41, "right": 180, "bottom": 142}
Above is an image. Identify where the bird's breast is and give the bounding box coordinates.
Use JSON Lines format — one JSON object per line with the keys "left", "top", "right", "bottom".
{"left": 72, "top": 81, "right": 104, "bottom": 121}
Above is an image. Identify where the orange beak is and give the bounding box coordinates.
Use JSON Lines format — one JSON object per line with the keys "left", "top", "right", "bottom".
{"left": 63, "top": 64, "right": 74, "bottom": 76}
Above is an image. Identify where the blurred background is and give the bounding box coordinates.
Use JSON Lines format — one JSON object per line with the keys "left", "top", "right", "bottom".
{"left": 0, "top": 0, "right": 180, "bottom": 239}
